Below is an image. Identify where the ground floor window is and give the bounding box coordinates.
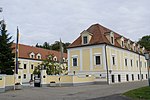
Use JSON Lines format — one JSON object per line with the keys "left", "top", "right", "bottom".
{"left": 118, "top": 75, "right": 121, "bottom": 82}
{"left": 24, "top": 74, "right": 26, "bottom": 79}
{"left": 142, "top": 74, "right": 143, "bottom": 79}
{"left": 146, "top": 74, "right": 148, "bottom": 79}
{"left": 31, "top": 74, "right": 33, "bottom": 80}
{"left": 111, "top": 75, "right": 115, "bottom": 83}
{"left": 138, "top": 74, "right": 140, "bottom": 80}
{"left": 126, "top": 74, "right": 129, "bottom": 81}
{"left": 132, "top": 74, "right": 134, "bottom": 81}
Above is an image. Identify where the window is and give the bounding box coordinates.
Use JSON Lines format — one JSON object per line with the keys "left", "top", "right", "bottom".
{"left": 95, "top": 55, "right": 101, "bottom": 65}
{"left": 126, "top": 74, "right": 129, "bottom": 81}
{"left": 24, "top": 74, "right": 26, "bottom": 79}
{"left": 142, "top": 74, "right": 143, "bottom": 79}
{"left": 146, "top": 74, "right": 148, "bottom": 79}
{"left": 83, "top": 36, "right": 88, "bottom": 44}
{"left": 24, "top": 64, "right": 26, "bottom": 69}
{"left": 137, "top": 60, "right": 138, "bottom": 67}
{"left": 138, "top": 74, "right": 140, "bottom": 80}
{"left": 118, "top": 75, "right": 121, "bottom": 82}
{"left": 125, "top": 59, "right": 128, "bottom": 66}
{"left": 111, "top": 37, "right": 114, "bottom": 44}
{"left": 112, "top": 56, "right": 115, "bottom": 65}
{"left": 111, "top": 75, "right": 115, "bottom": 83}
{"left": 122, "top": 41, "right": 124, "bottom": 47}
{"left": 18, "top": 76, "right": 21, "bottom": 79}
{"left": 38, "top": 56, "right": 40, "bottom": 59}
{"left": 132, "top": 74, "right": 134, "bottom": 81}
{"left": 31, "top": 55, "right": 34, "bottom": 58}
{"left": 72, "top": 57, "right": 77, "bottom": 66}
{"left": 31, "top": 64, "right": 34, "bottom": 69}
{"left": 131, "top": 59, "right": 133, "bottom": 67}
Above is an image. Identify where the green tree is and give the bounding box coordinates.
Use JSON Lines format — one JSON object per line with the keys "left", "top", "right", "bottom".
{"left": 35, "top": 41, "right": 70, "bottom": 53}
{"left": 138, "top": 35, "right": 150, "bottom": 51}
{"left": 0, "top": 20, "right": 15, "bottom": 75}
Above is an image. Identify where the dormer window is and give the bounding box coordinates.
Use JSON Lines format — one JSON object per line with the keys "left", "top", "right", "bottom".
{"left": 122, "top": 41, "right": 124, "bottom": 47}
{"left": 111, "top": 37, "right": 114, "bottom": 44}
{"left": 36, "top": 53, "right": 41, "bottom": 59}
{"left": 53, "top": 56, "right": 57, "bottom": 61}
{"left": 30, "top": 52, "right": 35, "bottom": 59}
{"left": 83, "top": 36, "right": 88, "bottom": 44}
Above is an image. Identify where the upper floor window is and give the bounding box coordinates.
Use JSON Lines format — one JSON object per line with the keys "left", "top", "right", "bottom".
{"left": 137, "top": 60, "right": 138, "bottom": 67}
{"left": 24, "top": 64, "right": 27, "bottom": 69}
{"left": 131, "top": 59, "right": 133, "bottom": 67}
{"left": 83, "top": 36, "right": 88, "bottom": 44}
{"left": 112, "top": 56, "right": 115, "bottom": 65}
{"left": 95, "top": 55, "right": 101, "bottom": 65}
{"left": 72, "top": 56, "right": 78, "bottom": 67}
{"left": 125, "top": 58, "right": 128, "bottom": 66}
{"left": 31, "top": 64, "right": 34, "bottom": 69}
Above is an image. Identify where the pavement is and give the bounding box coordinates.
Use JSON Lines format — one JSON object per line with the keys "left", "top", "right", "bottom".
{"left": 0, "top": 80, "right": 148, "bottom": 100}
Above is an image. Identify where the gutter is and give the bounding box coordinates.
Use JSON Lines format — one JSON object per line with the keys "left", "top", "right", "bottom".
{"left": 104, "top": 44, "right": 109, "bottom": 84}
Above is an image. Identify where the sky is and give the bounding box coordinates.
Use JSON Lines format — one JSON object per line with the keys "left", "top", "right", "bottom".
{"left": 0, "top": 0, "right": 150, "bottom": 46}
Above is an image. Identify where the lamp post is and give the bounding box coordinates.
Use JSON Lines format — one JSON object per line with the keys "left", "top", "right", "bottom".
{"left": 144, "top": 52, "right": 150, "bottom": 86}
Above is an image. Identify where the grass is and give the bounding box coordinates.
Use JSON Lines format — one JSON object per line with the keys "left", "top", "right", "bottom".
{"left": 123, "top": 86, "right": 150, "bottom": 100}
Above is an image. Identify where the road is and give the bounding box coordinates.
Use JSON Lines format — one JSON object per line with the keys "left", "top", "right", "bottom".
{"left": 0, "top": 80, "right": 148, "bottom": 100}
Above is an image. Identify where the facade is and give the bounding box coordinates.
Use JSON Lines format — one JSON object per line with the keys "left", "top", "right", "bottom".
{"left": 12, "top": 44, "right": 67, "bottom": 83}
{"left": 68, "top": 24, "right": 148, "bottom": 84}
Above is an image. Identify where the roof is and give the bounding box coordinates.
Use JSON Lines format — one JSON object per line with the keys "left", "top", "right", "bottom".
{"left": 68, "top": 23, "right": 146, "bottom": 54}
{"left": 12, "top": 43, "right": 67, "bottom": 61}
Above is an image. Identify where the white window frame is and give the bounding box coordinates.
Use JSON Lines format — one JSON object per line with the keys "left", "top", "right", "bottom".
{"left": 72, "top": 55, "right": 78, "bottom": 67}
{"left": 83, "top": 36, "right": 88, "bottom": 44}
{"left": 111, "top": 55, "right": 116, "bottom": 66}
{"left": 94, "top": 54, "right": 102, "bottom": 66}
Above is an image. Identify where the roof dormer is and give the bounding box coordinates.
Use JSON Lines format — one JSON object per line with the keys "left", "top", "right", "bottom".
{"left": 36, "top": 53, "right": 41, "bottom": 59}
{"left": 81, "top": 30, "right": 92, "bottom": 45}
{"left": 116, "top": 36, "right": 124, "bottom": 48}
{"left": 105, "top": 31, "right": 114, "bottom": 45}
{"left": 53, "top": 56, "right": 57, "bottom": 61}
{"left": 132, "top": 42, "right": 136, "bottom": 51}
{"left": 29, "top": 52, "right": 35, "bottom": 59}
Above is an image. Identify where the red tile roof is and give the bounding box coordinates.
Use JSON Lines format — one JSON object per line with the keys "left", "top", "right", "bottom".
{"left": 68, "top": 23, "right": 145, "bottom": 54}
{"left": 12, "top": 43, "right": 67, "bottom": 61}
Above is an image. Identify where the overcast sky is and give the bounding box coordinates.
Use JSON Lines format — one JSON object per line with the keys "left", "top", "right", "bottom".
{"left": 0, "top": 0, "right": 150, "bottom": 46}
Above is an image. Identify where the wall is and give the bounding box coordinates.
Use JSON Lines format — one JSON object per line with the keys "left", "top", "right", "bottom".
{"left": 0, "top": 75, "right": 5, "bottom": 92}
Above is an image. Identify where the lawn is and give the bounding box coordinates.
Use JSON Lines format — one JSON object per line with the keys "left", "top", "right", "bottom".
{"left": 123, "top": 86, "right": 150, "bottom": 100}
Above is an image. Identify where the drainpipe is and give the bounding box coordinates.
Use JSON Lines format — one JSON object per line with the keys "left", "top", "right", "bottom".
{"left": 104, "top": 44, "right": 109, "bottom": 84}
{"left": 139, "top": 54, "right": 142, "bottom": 81}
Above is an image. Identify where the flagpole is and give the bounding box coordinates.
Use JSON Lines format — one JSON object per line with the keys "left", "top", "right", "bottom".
{"left": 14, "top": 26, "right": 19, "bottom": 90}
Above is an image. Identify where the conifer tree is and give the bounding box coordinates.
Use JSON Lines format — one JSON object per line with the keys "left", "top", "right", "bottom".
{"left": 0, "top": 20, "right": 15, "bottom": 75}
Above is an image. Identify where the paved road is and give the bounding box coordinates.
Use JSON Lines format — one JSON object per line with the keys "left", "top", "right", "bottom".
{"left": 0, "top": 81, "right": 148, "bottom": 100}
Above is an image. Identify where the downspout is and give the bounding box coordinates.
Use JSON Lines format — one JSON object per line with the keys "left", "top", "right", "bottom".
{"left": 105, "top": 44, "right": 109, "bottom": 84}
{"left": 139, "top": 54, "right": 142, "bottom": 81}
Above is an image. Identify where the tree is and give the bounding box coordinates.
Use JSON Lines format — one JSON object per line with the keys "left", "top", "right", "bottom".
{"left": 138, "top": 35, "right": 150, "bottom": 51}
{"left": 33, "top": 54, "right": 62, "bottom": 75}
{"left": 35, "top": 41, "right": 71, "bottom": 53}
{"left": 0, "top": 20, "right": 15, "bottom": 75}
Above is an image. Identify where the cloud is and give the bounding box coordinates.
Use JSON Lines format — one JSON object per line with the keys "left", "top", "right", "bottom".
{"left": 0, "top": 0, "right": 150, "bottom": 45}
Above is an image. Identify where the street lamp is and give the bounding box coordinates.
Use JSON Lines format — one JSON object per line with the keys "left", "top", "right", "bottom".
{"left": 144, "top": 52, "right": 150, "bottom": 86}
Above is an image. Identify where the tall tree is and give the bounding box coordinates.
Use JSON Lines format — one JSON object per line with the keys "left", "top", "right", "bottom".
{"left": 0, "top": 20, "right": 15, "bottom": 75}
{"left": 138, "top": 35, "right": 150, "bottom": 51}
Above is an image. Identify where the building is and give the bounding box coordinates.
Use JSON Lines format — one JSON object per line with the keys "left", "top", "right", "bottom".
{"left": 67, "top": 24, "right": 148, "bottom": 84}
{"left": 12, "top": 44, "right": 67, "bottom": 83}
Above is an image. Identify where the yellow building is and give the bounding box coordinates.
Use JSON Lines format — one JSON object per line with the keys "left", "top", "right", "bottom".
{"left": 67, "top": 24, "right": 148, "bottom": 84}
{"left": 12, "top": 44, "right": 67, "bottom": 83}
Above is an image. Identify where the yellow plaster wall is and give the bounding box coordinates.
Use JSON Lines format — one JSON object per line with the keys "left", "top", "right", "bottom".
{"left": 73, "top": 75, "right": 94, "bottom": 83}
{"left": 82, "top": 49, "right": 90, "bottom": 71}
{"left": 0, "top": 76, "right": 5, "bottom": 88}
{"left": 5, "top": 75, "right": 14, "bottom": 86}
